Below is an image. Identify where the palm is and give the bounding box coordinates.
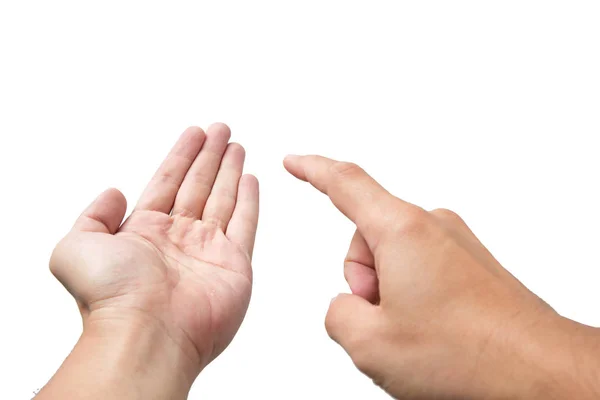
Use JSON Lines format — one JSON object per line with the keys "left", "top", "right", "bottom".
{"left": 51, "top": 124, "right": 259, "bottom": 367}
{"left": 119, "top": 210, "right": 252, "bottom": 357}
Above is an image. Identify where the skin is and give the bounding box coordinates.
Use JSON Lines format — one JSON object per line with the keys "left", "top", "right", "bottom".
{"left": 38, "top": 127, "right": 600, "bottom": 399}
{"left": 38, "top": 124, "right": 259, "bottom": 400}
{"left": 283, "top": 155, "right": 600, "bottom": 399}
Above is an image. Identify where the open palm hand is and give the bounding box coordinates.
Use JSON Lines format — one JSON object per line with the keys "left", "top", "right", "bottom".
{"left": 50, "top": 124, "right": 259, "bottom": 371}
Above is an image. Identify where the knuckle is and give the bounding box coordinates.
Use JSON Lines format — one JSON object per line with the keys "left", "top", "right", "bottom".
{"left": 191, "top": 172, "right": 214, "bottom": 188}
{"left": 154, "top": 170, "right": 179, "bottom": 186}
{"left": 214, "top": 186, "right": 237, "bottom": 202}
{"left": 431, "top": 207, "right": 457, "bottom": 219}
{"left": 329, "top": 161, "right": 363, "bottom": 179}
{"left": 393, "top": 207, "right": 430, "bottom": 236}
{"left": 202, "top": 215, "right": 226, "bottom": 231}
{"left": 173, "top": 205, "right": 201, "bottom": 219}
{"left": 431, "top": 207, "right": 464, "bottom": 224}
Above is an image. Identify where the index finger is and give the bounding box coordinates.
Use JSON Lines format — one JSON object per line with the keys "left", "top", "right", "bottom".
{"left": 283, "top": 155, "right": 410, "bottom": 246}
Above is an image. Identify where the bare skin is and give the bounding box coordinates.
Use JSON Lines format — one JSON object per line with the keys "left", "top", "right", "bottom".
{"left": 284, "top": 155, "right": 600, "bottom": 400}
{"left": 37, "top": 130, "right": 600, "bottom": 399}
{"left": 38, "top": 124, "right": 259, "bottom": 400}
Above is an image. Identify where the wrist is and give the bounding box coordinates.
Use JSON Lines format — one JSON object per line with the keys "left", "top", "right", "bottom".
{"left": 39, "top": 310, "right": 201, "bottom": 400}
{"left": 85, "top": 308, "right": 202, "bottom": 393}
{"left": 529, "top": 316, "right": 600, "bottom": 399}
{"left": 463, "top": 310, "right": 600, "bottom": 400}
{"left": 496, "top": 313, "right": 600, "bottom": 400}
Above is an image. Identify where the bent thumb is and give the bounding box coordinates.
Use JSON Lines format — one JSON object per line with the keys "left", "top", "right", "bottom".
{"left": 73, "top": 188, "right": 127, "bottom": 234}
{"left": 325, "top": 293, "right": 378, "bottom": 353}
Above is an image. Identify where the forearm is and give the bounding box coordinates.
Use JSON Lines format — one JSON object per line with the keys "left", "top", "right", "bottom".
{"left": 37, "top": 317, "right": 198, "bottom": 400}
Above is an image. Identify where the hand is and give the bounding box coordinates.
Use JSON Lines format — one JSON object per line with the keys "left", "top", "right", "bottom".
{"left": 284, "top": 155, "right": 600, "bottom": 400}
{"left": 50, "top": 124, "right": 259, "bottom": 381}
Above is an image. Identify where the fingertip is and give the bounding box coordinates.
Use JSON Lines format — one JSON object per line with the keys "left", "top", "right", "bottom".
{"left": 76, "top": 188, "right": 128, "bottom": 234}
{"left": 284, "top": 154, "right": 301, "bottom": 165}
{"left": 240, "top": 174, "right": 259, "bottom": 192}
{"left": 182, "top": 126, "right": 206, "bottom": 140}
{"left": 283, "top": 155, "right": 306, "bottom": 179}
{"left": 207, "top": 122, "right": 232, "bottom": 141}
{"left": 228, "top": 142, "right": 245, "bottom": 153}
{"left": 102, "top": 188, "right": 128, "bottom": 211}
{"left": 284, "top": 154, "right": 301, "bottom": 162}
{"left": 225, "top": 142, "right": 246, "bottom": 163}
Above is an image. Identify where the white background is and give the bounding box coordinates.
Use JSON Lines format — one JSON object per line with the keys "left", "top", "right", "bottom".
{"left": 1, "top": 1, "right": 599, "bottom": 399}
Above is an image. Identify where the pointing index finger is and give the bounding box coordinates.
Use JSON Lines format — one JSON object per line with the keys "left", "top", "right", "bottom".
{"left": 284, "top": 155, "right": 406, "bottom": 246}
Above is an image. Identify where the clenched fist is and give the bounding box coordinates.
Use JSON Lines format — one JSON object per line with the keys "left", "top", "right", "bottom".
{"left": 284, "top": 155, "right": 600, "bottom": 400}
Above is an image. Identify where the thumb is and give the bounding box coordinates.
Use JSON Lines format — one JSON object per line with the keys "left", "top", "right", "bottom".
{"left": 49, "top": 189, "right": 127, "bottom": 304}
{"left": 73, "top": 188, "right": 127, "bottom": 234}
{"left": 325, "top": 293, "right": 380, "bottom": 357}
